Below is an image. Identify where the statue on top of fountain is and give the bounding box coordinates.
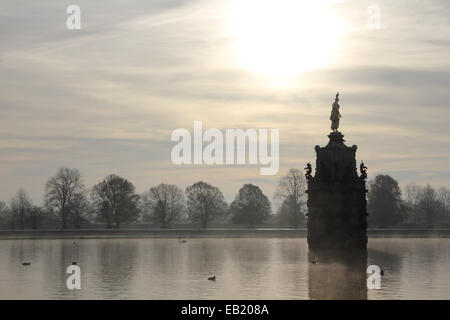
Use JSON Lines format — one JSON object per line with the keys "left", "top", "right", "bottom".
{"left": 306, "top": 91, "right": 368, "bottom": 250}
{"left": 330, "top": 92, "right": 341, "bottom": 132}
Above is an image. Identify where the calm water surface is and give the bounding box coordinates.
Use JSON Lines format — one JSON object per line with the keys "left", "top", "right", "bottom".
{"left": 0, "top": 238, "right": 449, "bottom": 299}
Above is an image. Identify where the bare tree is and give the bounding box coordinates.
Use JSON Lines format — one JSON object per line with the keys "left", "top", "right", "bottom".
{"left": 0, "top": 201, "right": 11, "bottom": 228}
{"left": 70, "top": 191, "right": 91, "bottom": 228}
{"left": 91, "top": 174, "right": 140, "bottom": 229}
{"left": 367, "top": 175, "right": 403, "bottom": 227}
{"left": 10, "top": 189, "right": 32, "bottom": 229}
{"left": 45, "top": 167, "right": 86, "bottom": 229}
{"left": 28, "top": 206, "right": 42, "bottom": 229}
{"left": 404, "top": 183, "right": 423, "bottom": 224}
{"left": 419, "top": 184, "right": 440, "bottom": 228}
{"left": 437, "top": 187, "right": 450, "bottom": 218}
{"left": 142, "top": 183, "right": 185, "bottom": 228}
{"left": 185, "top": 181, "right": 227, "bottom": 229}
{"left": 274, "top": 168, "right": 307, "bottom": 228}
{"left": 230, "top": 184, "right": 271, "bottom": 228}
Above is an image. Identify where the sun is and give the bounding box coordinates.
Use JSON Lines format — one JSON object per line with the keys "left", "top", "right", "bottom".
{"left": 227, "top": 0, "right": 343, "bottom": 77}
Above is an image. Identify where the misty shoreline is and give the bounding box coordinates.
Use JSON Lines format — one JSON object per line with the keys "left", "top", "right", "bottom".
{"left": 1, "top": 228, "right": 450, "bottom": 239}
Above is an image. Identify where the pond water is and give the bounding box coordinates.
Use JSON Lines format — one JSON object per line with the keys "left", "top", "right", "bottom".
{"left": 0, "top": 238, "right": 449, "bottom": 299}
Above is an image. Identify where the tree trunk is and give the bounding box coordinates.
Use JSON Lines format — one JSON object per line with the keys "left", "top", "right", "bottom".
{"left": 61, "top": 209, "right": 67, "bottom": 229}
{"left": 75, "top": 215, "right": 81, "bottom": 229}
{"left": 161, "top": 221, "right": 170, "bottom": 229}
{"left": 20, "top": 208, "right": 25, "bottom": 229}
{"left": 31, "top": 214, "right": 37, "bottom": 229}
{"left": 201, "top": 210, "right": 209, "bottom": 229}
{"left": 106, "top": 210, "right": 113, "bottom": 229}
{"left": 427, "top": 211, "right": 434, "bottom": 228}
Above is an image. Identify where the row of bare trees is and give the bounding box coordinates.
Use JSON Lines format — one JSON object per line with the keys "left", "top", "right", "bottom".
{"left": 0, "top": 167, "right": 308, "bottom": 230}
{"left": 403, "top": 183, "right": 450, "bottom": 227}
{"left": 367, "top": 175, "right": 450, "bottom": 228}
{"left": 1, "top": 189, "right": 40, "bottom": 229}
{"left": 0, "top": 168, "right": 90, "bottom": 230}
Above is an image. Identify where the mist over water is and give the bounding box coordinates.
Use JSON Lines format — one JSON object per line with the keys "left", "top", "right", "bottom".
{"left": 0, "top": 238, "right": 448, "bottom": 299}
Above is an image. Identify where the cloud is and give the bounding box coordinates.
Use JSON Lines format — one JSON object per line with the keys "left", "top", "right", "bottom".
{"left": 0, "top": 0, "right": 450, "bottom": 202}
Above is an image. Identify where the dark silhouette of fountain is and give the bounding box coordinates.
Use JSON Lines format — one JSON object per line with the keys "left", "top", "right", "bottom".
{"left": 305, "top": 94, "right": 369, "bottom": 299}
{"left": 305, "top": 130, "right": 368, "bottom": 250}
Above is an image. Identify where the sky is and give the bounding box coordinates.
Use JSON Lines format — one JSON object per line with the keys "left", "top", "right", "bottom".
{"left": 0, "top": 0, "right": 449, "bottom": 204}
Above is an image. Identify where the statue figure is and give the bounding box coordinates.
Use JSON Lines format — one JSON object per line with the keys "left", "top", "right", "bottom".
{"left": 304, "top": 163, "right": 312, "bottom": 180}
{"left": 330, "top": 92, "right": 341, "bottom": 132}
{"left": 360, "top": 161, "right": 367, "bottom": 180}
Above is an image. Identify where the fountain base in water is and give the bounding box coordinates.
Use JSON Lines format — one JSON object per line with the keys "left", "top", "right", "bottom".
{"left": 306, "top": 131, "right": 368, "bottom": 250}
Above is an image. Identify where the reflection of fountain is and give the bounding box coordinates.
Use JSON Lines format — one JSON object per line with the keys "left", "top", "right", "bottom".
{"left": 308, "top": 248, "right": 367, "bottom": 300}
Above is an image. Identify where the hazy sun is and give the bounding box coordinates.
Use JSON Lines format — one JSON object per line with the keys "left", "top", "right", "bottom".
{"left": 228, "top": 0, "right": 343, "bottom": 77}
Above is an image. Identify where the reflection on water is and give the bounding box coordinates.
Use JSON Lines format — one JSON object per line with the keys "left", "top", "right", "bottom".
{"left": 308, "top": 249, "right": 367, "bottom": 300}
{"left": 0, "top": 238, "right": 449, "bottom": 299}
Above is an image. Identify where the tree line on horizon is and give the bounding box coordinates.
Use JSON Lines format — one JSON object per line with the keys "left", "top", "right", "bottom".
{"left": 368, "top": 175, "right": 450, "bottom": 228}
{"left": 0, "top": 167, "right": 449, "bottom": 230}
{"left": 0, "top": 167, "right": 287, "bottom": 230}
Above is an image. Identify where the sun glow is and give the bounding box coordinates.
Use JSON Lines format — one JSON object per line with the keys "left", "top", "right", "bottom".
{"left": 228, "top": 0, "right": 343, "bottom": 77}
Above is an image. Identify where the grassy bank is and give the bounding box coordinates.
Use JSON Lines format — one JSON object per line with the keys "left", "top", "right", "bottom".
{"left": 0, "top": 228, "right": 450, "bottom": 239}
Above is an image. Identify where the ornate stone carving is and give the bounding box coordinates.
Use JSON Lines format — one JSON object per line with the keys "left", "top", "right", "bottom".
{"left": 360, "top": 161, "right": 368, "bottom": 181}
{"left": 304, "top": 163, "right": 313, "bottom": 181}
{"left": 306, "top": 130, "right": 368, "bottom": 250}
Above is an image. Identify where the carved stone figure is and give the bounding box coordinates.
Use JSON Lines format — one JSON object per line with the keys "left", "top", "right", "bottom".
{"left": 330, "top": 92, "right": 341, "bottom": 132}
{"left": 304, "top": 163, "right": 312, "bottom": 180}
{"left": 360, "top": 161, "right": 368, "bottom": 181}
